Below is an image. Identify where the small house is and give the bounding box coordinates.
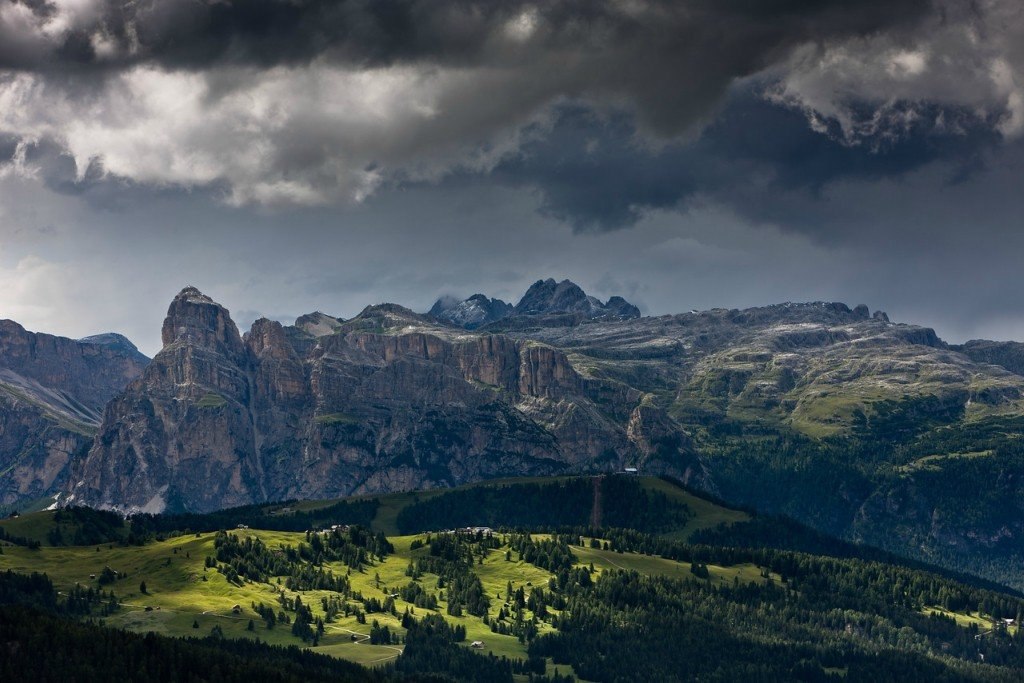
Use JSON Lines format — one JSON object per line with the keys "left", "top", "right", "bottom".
{"left": 470, "top": 640, "right": 485, "bottom": 649}
{"left": 624, "top": 467, "right": 639, "bottom": 475}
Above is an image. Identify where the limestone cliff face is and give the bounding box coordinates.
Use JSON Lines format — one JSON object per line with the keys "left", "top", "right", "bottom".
{"left": 71, "top": 289, "right": 693, "bottom": 512}
{"left": 71, "top": 288, "right": 261, "bottom": 513}
{"left": 0, "top": 320, "right": 148, "bottom": 506}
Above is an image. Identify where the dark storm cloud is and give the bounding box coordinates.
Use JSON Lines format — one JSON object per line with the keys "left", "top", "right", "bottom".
{"left": 6, "top": 0, "right": 1018, "bottom": 214}
{"left": 20, "top": 136, "right": 105, "bottom": 193}
{"left": 1, "top": 0, "right": 929, "bottom": 134}
{"left": 0, "top": 132, "right": 18, "bottom": 163}
{"left": 479, "top": 88, "right": 1002, "bottom": 232}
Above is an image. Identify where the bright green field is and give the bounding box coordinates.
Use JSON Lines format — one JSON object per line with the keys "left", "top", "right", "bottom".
{"left": 0, "top": 529, "right": 593, "bottom": 674}
{"left": 0, "top": 526, "right": 768, "bottom": 676}
{"left": 0, "top": 474, "right": 753, "bottom": 677}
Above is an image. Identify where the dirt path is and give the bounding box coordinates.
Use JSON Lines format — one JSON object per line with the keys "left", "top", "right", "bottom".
{"left": 329, "top": 626, "right": 404, "bottom": 661}
{"left": 574, "top": 545, "right": 628, "bottom": 571}
{"left": 590, "top": 476, "right": 603, "bottom": 529}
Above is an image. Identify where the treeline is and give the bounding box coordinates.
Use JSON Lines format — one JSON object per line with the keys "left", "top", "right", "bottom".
{"left": 47, "top": 507, "right": 126, "bottom": 546}
{"left": 690, "top": 515, "right": 1024, "bottom": 596}
{"left": 515, "top": 528, "right": 1024, "bottom": 677}
{"left": 391, "top": 611, "right": 575, "bottom": 682}
{"left": 588, "top": 528, "right": 1024, "bottom": 625}
{"left": 0, "top": 604, "right": 385, "bottom": 683}
{"left": 0, "top": 524, "right": 40, "bottom": 549}
{"left": 529, "top": 568, "right": 1021, "bottom": 683}
{"left": 0, "top": 570, "right": 118, "bottom": 618}
{"left": 129, "top": 497, "right": 380, "bottom": 538}
{"left": 395, "top": 476, "right": 691, "bottom": 534}
{"left": 5, "top": 498, "right": 381, "bottom": 549}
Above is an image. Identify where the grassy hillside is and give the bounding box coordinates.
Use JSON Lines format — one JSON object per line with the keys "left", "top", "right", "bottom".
{"left": 0, "top": 477, "right": 750, "bottom": 672}
{"left": 6, "top": 521, "right": 1024, "bottom": 680}
{"left": 6, "top": 476, "right": 1024, "bottom": 679}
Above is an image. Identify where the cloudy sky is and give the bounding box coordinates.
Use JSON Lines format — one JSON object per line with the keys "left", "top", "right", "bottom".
{"left": 1, "top": 0, "right": 1023, "bottom": 355}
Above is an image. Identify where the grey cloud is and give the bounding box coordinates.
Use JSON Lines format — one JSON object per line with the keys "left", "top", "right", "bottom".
{"left": 468, "top": 88, "right": 1001, "bottom": 232}
{"left": 5, "top": 0, "right": 1018, "bottom": 217}
{"left": 2, "top": 0, "right": 930, "bottom": 135}
{"left": 0, "top": 132, "right": 18, "bottom": 163}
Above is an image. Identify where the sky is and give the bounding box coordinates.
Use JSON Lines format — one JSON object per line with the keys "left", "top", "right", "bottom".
{"left": 1, "top": 0, "right": 1023, "bottom": 356}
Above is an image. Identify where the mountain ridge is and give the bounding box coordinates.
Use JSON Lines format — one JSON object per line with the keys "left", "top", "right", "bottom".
{"left": 0, "top": 319, "right": 149, "bottom": 508}
{"left": 6, "top": 282, "right": 1024, "bottom": 587}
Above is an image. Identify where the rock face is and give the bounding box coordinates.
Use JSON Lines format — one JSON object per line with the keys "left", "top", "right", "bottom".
{"left": 0, "top": 320, "right": 148, "bottom": 507}
{"left": 954, "top": 339, "right": 1024, "bottom": 376}
{"left": 71, "top": 287, "right": 698, "bottom": 513}
{"left": 69, "top": 288, "right": 1024, "bottom": 516}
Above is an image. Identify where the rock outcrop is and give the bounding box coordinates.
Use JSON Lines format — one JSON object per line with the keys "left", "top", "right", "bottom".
{"left": 71, "top": 287, "right": 692, "bottom": 513}
{"left": 954, "top": 339, "right": 1024, "bottom": 377}
{"left": 0, "top": 320, "right": 148, "bottom": 507}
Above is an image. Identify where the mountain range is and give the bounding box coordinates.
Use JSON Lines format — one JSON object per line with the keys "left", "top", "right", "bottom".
{"left": 5, "top": 279, "right": 1024, "bottom": 586}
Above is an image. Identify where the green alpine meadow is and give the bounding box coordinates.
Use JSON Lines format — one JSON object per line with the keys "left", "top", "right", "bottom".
{"left": 6, "top": 475, "right": 1024, "bottom": 681}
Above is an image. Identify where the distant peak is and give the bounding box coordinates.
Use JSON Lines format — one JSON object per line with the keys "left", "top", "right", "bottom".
{"left": 514, "top": 277, "right": 638, "bottom": 320}
{"left": 429, "top": 278, "right": 639, "bottom": 329}
{"left": 294, "top": 311, "right": 344, "bottom": 337}
{"left": 173, "top": 286, "right": 215, "bottom": 305}
{"left": 161, "top": 286, "right": 242, "bottom": 353}
{"left": 429, "top": 293, "right": 512, "bottom": 329}
{"left": 78, "top": 333, "right": 144, "bottom": 357}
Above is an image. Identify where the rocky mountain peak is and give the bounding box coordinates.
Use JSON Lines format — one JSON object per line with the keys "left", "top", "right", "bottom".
{"left": 160, "top": 286, "right": 244, "bottom": 357}
{"left": 428, "top": 278, "right": 641, "bottom": 330}
{"left": 428, "top": 295, "right": 462, "bottom": 316}
{"left": 514, "top": 278, "right": 640, "bottom": 320}
{"left": 78, "top": 333, "right": 147, "bottom": 362}
{"left": 515, "top": 278, "right": 588, "bottom": 315}
{"left": 246, "top": 317, "right": 294, "bottom": 359}
{"left": 429, "top": 293, "right": 513, "bottom": 329}
{"left": 604, "top": 296, "right": 642, "bottom": 319}
{"left": 351, "top": 303, "right": 432, "bottom": 330}
{"left": 294, "top": 311, "right": 343, "bottom": 337}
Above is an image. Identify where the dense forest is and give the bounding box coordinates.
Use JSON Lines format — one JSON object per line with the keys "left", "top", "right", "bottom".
{"left": 395, "top": 476, "right": 691, "bottom": 534}
{"left": 130, "top": 498, "right": 381, "bottom": 537}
